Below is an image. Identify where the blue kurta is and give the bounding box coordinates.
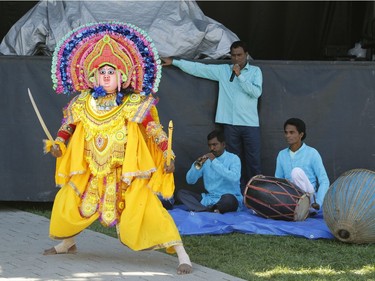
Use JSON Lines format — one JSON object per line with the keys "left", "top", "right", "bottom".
{"left": 172, "top": 59, "right": 262, "bottom": 126}
{"left": 275, "top": 143, "right": 330, "bottom": 206}
{"left": 186, "top": 150, "right": 243, "bottom": 209}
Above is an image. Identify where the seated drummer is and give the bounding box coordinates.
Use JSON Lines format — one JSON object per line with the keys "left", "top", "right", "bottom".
{"left": 275, "top": 118, "right": 330, "bottom": 209}
{"left": 176, "top": 129, "right": 243, "bottom": 214}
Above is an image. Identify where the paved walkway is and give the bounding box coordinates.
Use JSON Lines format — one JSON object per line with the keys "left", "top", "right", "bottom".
{"left": 0, "top": 205, "right": 246, "bottom": 281}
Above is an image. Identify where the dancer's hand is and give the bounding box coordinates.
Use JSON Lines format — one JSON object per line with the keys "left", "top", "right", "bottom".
{"left": 50, "top": 144, "right": 62, "bottom": 158}
{"left": 164, "top": 159, "right": 175, "bottom": 173}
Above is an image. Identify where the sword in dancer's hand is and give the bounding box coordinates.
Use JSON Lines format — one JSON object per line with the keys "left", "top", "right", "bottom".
{"left": 27, "top": 88, "right": 55, "bottom": 144}
{"left": 166, "top": 120, "right": 173, "bottom": 166}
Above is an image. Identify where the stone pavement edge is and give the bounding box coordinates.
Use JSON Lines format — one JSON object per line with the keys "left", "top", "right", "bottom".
{"left": 0, "top": 205, "right": 246, "bottom": 281}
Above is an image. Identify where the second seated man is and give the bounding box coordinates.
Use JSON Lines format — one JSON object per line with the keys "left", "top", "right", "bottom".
{"left": 275, "top": 118, "right": 330, "bottom": 209}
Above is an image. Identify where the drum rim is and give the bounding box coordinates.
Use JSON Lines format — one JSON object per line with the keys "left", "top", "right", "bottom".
{"left": 294, "top": 194, "right": 310, "bottom": 221}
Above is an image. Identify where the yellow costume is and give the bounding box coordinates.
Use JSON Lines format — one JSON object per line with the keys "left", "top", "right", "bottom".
{"left": 46, "top": 22, "right": 184, "bottom": 256}
{"left": 46, "top": 91, "right": 180, "bottom": 253}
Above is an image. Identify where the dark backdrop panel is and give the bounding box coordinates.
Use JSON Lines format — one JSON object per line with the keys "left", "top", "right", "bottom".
{"left": 0, "top": 56, "right": 71, "bottom": 201}
{"left": 197, "top": 1, "right": 369, "bottom": 60}
{"left": 256, "top": 60, "right": 375, "bottom": 180}
{"left": 0, "top": 56, "right": 374, "bottom": 201}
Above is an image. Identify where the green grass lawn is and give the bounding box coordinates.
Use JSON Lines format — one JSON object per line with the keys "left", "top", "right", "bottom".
{"left": 8, "top": 201, "right": 375, "bottom": 281}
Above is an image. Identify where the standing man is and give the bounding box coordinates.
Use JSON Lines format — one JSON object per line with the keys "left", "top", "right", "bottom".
{"left": 162, "top": 41, "right": 263, "bottom": 192}
{"left": 176, "top": 130, "right": 243, "bottom": 214}
{"left": 275, "top": 118, "right": 330, "bottom": 209}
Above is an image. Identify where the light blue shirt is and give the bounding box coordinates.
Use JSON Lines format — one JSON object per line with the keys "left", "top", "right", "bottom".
{"left": 173, "top": 59, "right": 262, "bottom": 126}
{"left": 275, "top": 143, "right": 330, "bottom": 206}
{"left": 186, "top": 150, "right": 243, "bottom": 209}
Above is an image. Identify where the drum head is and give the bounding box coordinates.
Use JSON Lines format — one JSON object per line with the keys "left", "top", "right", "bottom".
{"left": 294, "top": 194, "right": 310, "bottom": 221}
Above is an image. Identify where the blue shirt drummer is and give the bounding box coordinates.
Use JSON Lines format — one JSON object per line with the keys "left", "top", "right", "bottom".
{"left": 275, "top": 118, "right": 330, "bottom": 208}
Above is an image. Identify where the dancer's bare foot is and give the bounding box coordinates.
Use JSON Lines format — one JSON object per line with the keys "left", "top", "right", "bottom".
{"left": 177, "top": 263, "right": 193, "bottom": 275}
{"left": 43, "top": 244, "right": 77, "bottom": 255}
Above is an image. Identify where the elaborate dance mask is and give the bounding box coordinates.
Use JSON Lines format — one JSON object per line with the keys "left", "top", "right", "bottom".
{"left": 51, "top": 22, "right": 162, "bottom": 97}
{"left": 97, "top": 65, "right": 118, "bottom": 94}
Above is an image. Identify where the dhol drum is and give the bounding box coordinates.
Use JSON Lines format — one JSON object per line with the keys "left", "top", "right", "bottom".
{"left": 323, "top": 169, "right": 375, "bottom": 244}
{"left": 244, "top": 175, "right": 310, "bottom": 221}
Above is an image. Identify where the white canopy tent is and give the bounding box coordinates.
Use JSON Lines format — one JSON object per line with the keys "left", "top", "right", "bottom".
{"left": 0, "top": 0, "right": 240, "bottom": 59}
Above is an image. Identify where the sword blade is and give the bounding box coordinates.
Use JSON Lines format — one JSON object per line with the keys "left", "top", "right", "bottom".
{"left": 27, "top": 88, "right": 55, "bottom": 143}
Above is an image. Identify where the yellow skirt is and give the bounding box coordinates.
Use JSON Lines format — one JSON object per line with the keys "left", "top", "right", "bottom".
{"left": 49, "top": 122, "right": 181, "bottom": 254}
{"left": 49, "top": 175, "right": 182, "bottom": 253}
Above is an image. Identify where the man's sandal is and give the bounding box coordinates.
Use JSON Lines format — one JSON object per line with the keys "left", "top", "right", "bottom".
{"left": 43, "top": 244, "right": 77, "bottom": 255}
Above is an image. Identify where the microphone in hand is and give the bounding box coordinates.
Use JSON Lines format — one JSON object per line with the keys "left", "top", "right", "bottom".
{"left": 230, "top": 71, "right": 236, "bottom": 82}
{"left": 229, "top": 64, "right": 238, "bottom": 82}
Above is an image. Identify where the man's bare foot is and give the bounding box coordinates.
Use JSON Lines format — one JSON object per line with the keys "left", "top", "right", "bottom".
{"left": 177, "top": 263, "right": 193, "bottom": 275}
{"left": 43, "top": 244, "right": 77, "bottom": 255}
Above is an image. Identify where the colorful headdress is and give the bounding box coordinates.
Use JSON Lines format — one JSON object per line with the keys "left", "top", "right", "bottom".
{"left": 51, "top": 22, "right": 162, "bottom": 96}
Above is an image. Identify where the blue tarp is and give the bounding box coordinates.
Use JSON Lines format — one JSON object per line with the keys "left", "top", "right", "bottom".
{"left": 170, "top": 206, "right": 335, "bottom": 239}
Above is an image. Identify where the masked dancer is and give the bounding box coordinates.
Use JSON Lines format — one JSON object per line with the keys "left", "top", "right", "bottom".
{"left": 42, "top": 22, "right": 192, "bottom": 275}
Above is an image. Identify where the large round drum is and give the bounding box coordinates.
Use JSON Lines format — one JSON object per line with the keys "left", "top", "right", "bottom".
{"left": 244, "top": 175, "right": 310, "bottom": 221}
{"left": 323, "top": 169, "right": 375, "bottom": 244}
